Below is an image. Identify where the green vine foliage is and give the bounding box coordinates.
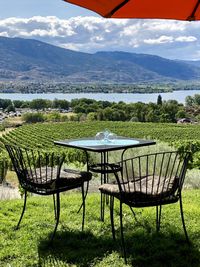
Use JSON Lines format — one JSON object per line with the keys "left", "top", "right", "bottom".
{"left": 0, "top": 152, "right": 9, "bottom": 183}
{"left": 174, "top": 141, "right": 200, "bottom": 169}
{"left": 0, "top": 121, "right": 200, "bottom": 170}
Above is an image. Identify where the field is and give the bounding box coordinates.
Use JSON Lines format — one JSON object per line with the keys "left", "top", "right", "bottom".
{"left": 0, "top": 121, "right": 199, "bottom": 169}
{"left": 1, "top": 121, "right": 200, "bottom": 149}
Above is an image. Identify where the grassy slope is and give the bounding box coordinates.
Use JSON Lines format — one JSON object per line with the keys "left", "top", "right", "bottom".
{"left": 0, "top": 190, "right": 200, "bottom": 267}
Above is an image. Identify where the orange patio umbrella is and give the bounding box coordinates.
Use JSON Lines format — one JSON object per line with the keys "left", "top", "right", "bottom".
{"left": 63, "top": 0, "right": 200, "bottom": 21}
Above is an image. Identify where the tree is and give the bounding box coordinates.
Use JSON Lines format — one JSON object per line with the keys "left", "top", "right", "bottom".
{"left": 157, "top": 94, "right": 162, "bottom": 105}
{"left": 146, "top": 110, "right": 160, "bottom": 122}
{"left": 193, "top": 94, "right": 200, "bottom": 106}
{"left": 96, "top": 109, "right": 104, "bottom": 121}
{"left": 185, "top": 96, "right": 194, "bottom": 107}
{"left": 87, "top": 112, "right": 97, "bottom": 121}
{"left": 0, "top": 99, "right": 12, "bottom": 110}
{"left": 100, "top": 101, "right": 112, "bottom": 108}
{"left": 160, "top": 101, "right": 179, "bottom": 122}
{"left": 133, "top": 102, "right": 147, "bottom": 122}
{"left": 102, "top": 107, "right": 114, "bottom": 121}
{"left": 112, "top": 109, "right": 126, "bottom": 121}
{"left": 6, "top": 104, "right": 15, "bottom": 113}
{"left": 85, "top": 103, "right": 99, "bottom": 114}
{"left": 29, "top": 99, "right": 51, "bottom": 110}
{"left": 13, "top": 100, "right": 27, "bottom": 108}
{"left": 73, "top": 105, "right": 86, "bottom": 113}
{"left": 175, "top": 109, "right": 187, "bottom": 120}
{"left": 52, "top": 99, "right": 69, "bottom": 110}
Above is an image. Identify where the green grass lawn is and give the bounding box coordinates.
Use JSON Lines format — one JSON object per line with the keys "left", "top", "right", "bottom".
{"left": 0, "top": 190, "right": 200, "bottom": 267}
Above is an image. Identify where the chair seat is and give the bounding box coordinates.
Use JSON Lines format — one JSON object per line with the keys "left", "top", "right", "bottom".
{"left": 62, "top": 168, "right": 92, "bottom": 182}
{"left": 25, "top": 167, "right": 92, "bottom": 194}
{"left": 99, "top": 175, "right": 179, "bottom": 207}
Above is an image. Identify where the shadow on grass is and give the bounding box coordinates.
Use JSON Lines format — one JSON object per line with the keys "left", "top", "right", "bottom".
{"left": 38, "top": 229, "right": 119, "bottom": 266}
{"left": 37, "top": 226, "right": 200, "bottom": 267}
{"left": 125, "top": 232, "right": 200, "bottom": 267}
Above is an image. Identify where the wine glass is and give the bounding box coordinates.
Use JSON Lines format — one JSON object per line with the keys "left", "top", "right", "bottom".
{"left": 95, "top": 132, "right": 104, "bottom": 140}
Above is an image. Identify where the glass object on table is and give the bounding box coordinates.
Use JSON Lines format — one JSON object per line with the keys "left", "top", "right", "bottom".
{"left": 95, "top": 131, "right": 105, "bottom": 140}
{"left": 107, "top": 132, "right": 117, "bottom": 142}
{"left": 95, "top": 129, "right": 117, "bottom": 143}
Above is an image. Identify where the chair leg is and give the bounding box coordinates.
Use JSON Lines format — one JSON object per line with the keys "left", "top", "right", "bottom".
{"left": 81, "top": 184, "right": 85, "bottom": 231}
{"left": 77, "top": 181, "right": 89, "bottom": 214}
{"left": 101, "top": 192, "right": 105, "bottom": 222}
{"left": 53, "top": 194, "right": 57, "bottom": 220}
{"left": 120, "top": 201, "right": 127, "bottom": 264}
{"left": 50, "top": 192, "right": 60, "bottom": 242}
{"left": 156, "top": 205, "right": 162, "bottom": 232}
{"left": 129, "top": 206, "right": 138, "bottom": 223}
{"left": 110, "top": 195, "right": 115, "bottom": 240}
{"left": 179, "top": 196, "right": 190, "bottom": 243}
{"left": 16, "top": 190, "right": 27, "bottom": 230}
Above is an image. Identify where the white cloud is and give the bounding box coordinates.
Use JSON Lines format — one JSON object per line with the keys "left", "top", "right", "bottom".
{"left": 144, "top": 21, "right": 188, "bottom": 32}
{"left": 120, "top": 23, "right": 140, "bottom": 36}
{"left": 0, "top": 31, "right": 8, "bottom": 37}
{"left": 90, "top": 35, "right": 104, "bottom": 42}
{"left": 0, "top": 16, "right": 200, "bottom": 60}
{"left": 175, "top": 36, "right": 197, "bottom": 42}
{"left": 144, "top": 35, "right": 174, "bottom": 44}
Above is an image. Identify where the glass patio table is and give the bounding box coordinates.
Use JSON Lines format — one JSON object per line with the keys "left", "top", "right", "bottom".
{"left": 54, "top": 136, "right": 156, "bottom": 220}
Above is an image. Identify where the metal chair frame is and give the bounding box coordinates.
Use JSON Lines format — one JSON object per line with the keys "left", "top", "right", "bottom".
{"left": 5, "top": 144, "right": 91, "bottom": 242}
{"left": 99, "top": 151, "right": 190, "bottom": 263}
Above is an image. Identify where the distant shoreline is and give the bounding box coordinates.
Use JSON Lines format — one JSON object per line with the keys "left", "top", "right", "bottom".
{"left": 1, "top": 81, "right": 200, "bottom": 95}
{"left": 0, "top": 88, "right": 199, "bottom": 94}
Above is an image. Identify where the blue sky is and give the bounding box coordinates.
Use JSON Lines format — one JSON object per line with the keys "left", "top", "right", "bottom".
{"left": 0, "top": 0, "right": 95, "bottom": 19}
{"left": 1, "top": 0, "right": 200, "bottom": 60}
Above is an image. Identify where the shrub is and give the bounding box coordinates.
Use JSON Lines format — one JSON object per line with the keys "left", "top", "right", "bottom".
{"left": 22, "top": 112, "right": 45, "bottom": 123}
{"left": 45, "top": 112, "right": 61, "bottom": 122}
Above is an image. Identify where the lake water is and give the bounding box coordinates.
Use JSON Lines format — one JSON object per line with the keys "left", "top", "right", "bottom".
{"left": 0, "top": 90, "right": 200, "bottom": 103}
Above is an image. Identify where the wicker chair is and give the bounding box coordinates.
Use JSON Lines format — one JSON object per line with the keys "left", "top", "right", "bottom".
{"left": 99, "top": 151, "right": 190, "bottom": 262}
{"left": 5, "top": 144, "right": 92, "bottom": 241}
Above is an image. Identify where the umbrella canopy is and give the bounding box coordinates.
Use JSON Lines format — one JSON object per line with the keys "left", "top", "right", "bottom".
{"left": 63, "top": 0, "right": 200, "bottom": 21}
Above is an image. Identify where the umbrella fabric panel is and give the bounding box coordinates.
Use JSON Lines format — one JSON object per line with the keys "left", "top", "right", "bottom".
{"left": 110, "top": 0, "right": 200, "bottom": 21}
{"left": 64, "top": 0, "right": 123, "bottom": 18}
{"left": 64, "top": 0, "right": 200, "bottom": 21}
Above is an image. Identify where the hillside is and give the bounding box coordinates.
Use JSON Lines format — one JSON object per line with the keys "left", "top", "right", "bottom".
{"left": 0, "top": 36, "right": 200, "bottom": 83}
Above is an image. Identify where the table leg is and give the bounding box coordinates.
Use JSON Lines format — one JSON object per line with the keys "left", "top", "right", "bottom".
{"left": 77, "top": 151, "right": 90, "bottom": 213}
{"left": 100, "top": 151, "right": 109, "bottom": 221}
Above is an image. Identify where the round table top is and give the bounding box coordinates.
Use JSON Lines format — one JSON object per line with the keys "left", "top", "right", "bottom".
{"left": 54, "top": 137, "right": 156, "bottom": 152}
{"left": 68, "top": 139, "right": 139, "bottom": 147}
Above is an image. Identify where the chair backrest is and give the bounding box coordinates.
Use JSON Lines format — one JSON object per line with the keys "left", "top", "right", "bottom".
{"left": 5, "top": 144, "right": 65, "bottom": 194}
{"left": 114, "top": 151, "right": 190, "bottom": 205}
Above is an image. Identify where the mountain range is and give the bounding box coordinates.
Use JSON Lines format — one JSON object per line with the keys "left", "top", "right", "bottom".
{"left": 0, "top": 36, "right": 200, "bottom": 83}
